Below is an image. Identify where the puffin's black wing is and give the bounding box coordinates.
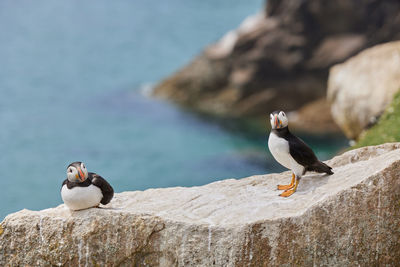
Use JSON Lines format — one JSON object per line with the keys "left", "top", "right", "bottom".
{"left": 287, "top": 134, "right": 318, "bottom": 167}
{"left": 90, "top": 173, "right": 114, "bottom": 205}
{"left": 288, "top": 133, "right": 333, "bottom": 175}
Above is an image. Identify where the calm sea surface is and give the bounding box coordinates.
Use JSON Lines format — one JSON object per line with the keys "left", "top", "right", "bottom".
{"left": 0, "top": 0, "right": 347, "bottom": 219}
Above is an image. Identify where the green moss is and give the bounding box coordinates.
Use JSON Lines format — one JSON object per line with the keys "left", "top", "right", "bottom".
{"left": 353, "top": 91, "right": 400, "bottom": 149}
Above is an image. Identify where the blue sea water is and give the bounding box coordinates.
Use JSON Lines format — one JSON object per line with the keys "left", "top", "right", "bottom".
{"left": 0, "top": 0, "right": 347, "bottom": 220}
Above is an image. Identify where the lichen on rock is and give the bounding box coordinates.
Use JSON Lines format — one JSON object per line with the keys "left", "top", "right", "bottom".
{"left": 1, "top": 143, "right": 400, "bottom": 266}
{"left": 353, "top": 91, "right": 400, "bottom": 148}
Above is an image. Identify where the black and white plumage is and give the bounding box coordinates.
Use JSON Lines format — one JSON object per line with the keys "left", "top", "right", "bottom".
{"left": 61, "top": 162, "right": 114, "bottom": 210}
{"left": 268, "top": 111, "right": 333, "bottom": 197}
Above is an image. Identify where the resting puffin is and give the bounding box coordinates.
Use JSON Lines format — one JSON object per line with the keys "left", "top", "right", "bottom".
{"left": 61, "top": 161, "right": 114, "bottom": 210}
{"left": 268, "top": 111, "right": 333, "bottom": 197}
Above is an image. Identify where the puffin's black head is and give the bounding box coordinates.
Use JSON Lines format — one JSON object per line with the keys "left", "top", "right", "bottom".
{"left": 66, "top": 161, "right": 89, "bottom": 183}
{"left": 269, "top": 110, "right": 288, "bottom": 129}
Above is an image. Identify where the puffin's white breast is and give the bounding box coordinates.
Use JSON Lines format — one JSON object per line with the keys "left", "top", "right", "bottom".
{"left": 61, "top": 184, "right": 103, "bottom": 211}
{"left": 268, "top": 132, "right": 304, "bottom": 176}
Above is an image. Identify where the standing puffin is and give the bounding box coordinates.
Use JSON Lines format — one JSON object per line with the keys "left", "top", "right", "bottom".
{"left": 268, "top": 111, "right": 333, "bottom": 197}
{"left": 61, "top": 161, "right": 114, "bottom": 210}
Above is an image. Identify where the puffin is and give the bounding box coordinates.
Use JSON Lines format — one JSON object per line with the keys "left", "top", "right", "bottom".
{"left": 61, "top": 161, "right": 114, "bottom": 210}
{"left": 268, "top": 111, "right": 333, "bottom": 197}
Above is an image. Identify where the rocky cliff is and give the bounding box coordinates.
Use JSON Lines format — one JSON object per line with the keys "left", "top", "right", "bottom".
{"left": 153, "top": 0, "right": 400, "bottom": 119}
{"left": 1, "top": 143, "right": 400, "bottom": 266}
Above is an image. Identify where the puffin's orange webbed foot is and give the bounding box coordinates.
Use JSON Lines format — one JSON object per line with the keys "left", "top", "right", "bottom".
{"left": 277, "top": 173, "right": 295, "bottom": 190}
{"left": 279, "top": 177, "right": 299, "bottom": 197}
{"left": 277, "top": 182, "right": 294, "bottom": 190}
{"left": 279, "top": 188, "right": 296, "bottom": 197}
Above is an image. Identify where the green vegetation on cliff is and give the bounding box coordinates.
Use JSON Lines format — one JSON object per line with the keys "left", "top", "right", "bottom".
{"left": 354, "top": 91, "right": 400, "bottom": 148}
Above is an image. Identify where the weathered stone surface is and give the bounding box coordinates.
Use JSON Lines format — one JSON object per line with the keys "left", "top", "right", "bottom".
{"left": 153, "top": 0, "right": 400, "bottom": 119}
{"left": 1, "top": 143, "right": 400, "bottom": 266}
{"left": 328, "top": 41, "right": 400, "bottom": 139}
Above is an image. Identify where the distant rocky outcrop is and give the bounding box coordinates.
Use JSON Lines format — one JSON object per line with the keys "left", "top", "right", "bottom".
{"left": 328, "top": 41, "right": 400, "bottom": 139}
{"left": 1, "top": 143, "right": 400, "bottom": 266}
{"left": 287, "top": 97, "right": 341, "bottom": 134}
{"left": 153, "top": 0, "right": 400, "bottom": 119}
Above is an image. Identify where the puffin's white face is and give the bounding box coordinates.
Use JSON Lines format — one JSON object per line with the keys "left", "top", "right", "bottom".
{"left": 67, "top": 162, "right": 89, "bottom": 183}
{"left": 270, "top": 111, "right": 288, "bottom": 129}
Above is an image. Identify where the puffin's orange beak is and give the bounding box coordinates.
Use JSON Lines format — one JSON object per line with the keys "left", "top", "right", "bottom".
{"left": 76, "top": 168, "right": 85, "bottom": 182}
{"left": 274, "top": 114, "right": 279, "bottom": 128}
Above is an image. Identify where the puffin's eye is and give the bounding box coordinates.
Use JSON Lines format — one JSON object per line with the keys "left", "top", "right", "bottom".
{"left": 81, "top": 163, "right": 86, "bottom": 169}
{"left": 68, "top": 168, "right": 73, "bottom": 173}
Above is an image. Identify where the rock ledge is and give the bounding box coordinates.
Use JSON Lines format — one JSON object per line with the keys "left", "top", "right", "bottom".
{"left": 1, "top": 143, "right": 400, "bottom": 266}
